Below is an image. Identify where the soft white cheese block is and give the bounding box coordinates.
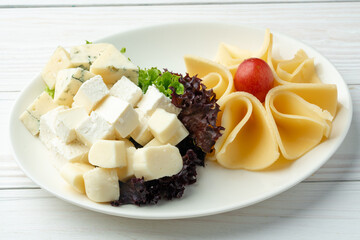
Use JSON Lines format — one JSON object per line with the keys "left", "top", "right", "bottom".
{"left": 167, "top": 124, "right": 189, "bottom": 146}
{"left": 95, "top": 96, "right": 139, "bottom": 138}
{"left": 54, "top": 68, "right": 95, "bottom": 106}
{"left": 130, "top": 108, "right": 153, "bottom": 146}
{"left": 75, "top": 111, "right": 115, "bottom": 147}
{"left": 109, "top": 76, "right": 143, "bottom": 107}
{"left": 42, "top": 46, "right": 73, "bottom": 89}
{"left": 116, "top": 146, "right": 136, "bottom": 181}
{"left": 60, "top": 162, "right": 94, "bottom": 193}
{"left": 72, "top": 75, "right": 109, "bottom": 114}
{"left": 136, "top": 85, "right": 181, "bottom": 116}
{"left": 83, "top": 168, "right": 120, "bottom": 203}
{"left": 70, "top": 43, "right": 112, "bottom": 70}
{"left": 89, "top": 140, "right": 127, "bottom": 168}
{"left": 90, "top": 44, "right": 139, "bottom": 85}
{"left": 133, "top": 144, "right": 183, "bottom": 181}
{"left": 148, "top": 108, "right": 184, "bottom": 144}
{"left": 39, "top": 107, "right": 89, "bottom": 169}
{"left": 54, "top": 107, "right": 88, "bottom": 143}
{"left": 144, "top": 138, "right": 163, "bottom": 148}
{"left": 19, "top": 92, "right": 58, "bottom": 135}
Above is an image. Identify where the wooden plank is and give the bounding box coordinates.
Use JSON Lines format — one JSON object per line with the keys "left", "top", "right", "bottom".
{"left": 1, "top": 181, "right": 360, "bottom": 239}
{"left": 0, "top": 2, "right": 359, "bottom": 92}
{"left": 0, "top": 0, "right": 350, "bottom": 8}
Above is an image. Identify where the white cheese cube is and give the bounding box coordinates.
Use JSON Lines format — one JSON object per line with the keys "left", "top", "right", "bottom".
{"left": 54, "top": 68, "right": 95, "bottom": 106}
{"left": 72, "top": 75, "right": 109, "bottom": 113}
{"left": 75, "top": 111, "right": 115, "bottom": 147}
{"left": 90, "top": 44, "right": 139, "bottom": 85}
{"left": 60, "top": 162, "right": 95, "bottom": 193}
{"left": 95, "top": 96, "right": 139, "bottom": 138}
{"left": 167, "top": 124, "right": 189, "bottom": 145}
{"left": 116, "top": 146, "right": 136, "bottom": 181}
{"left": 42, "top": 46, "right": 73, "bottom": 89}
{"left": 89, "top": 140, "right": 127, "bottom": 168}
{"left": 83, "top": 168, "right": 120, "bottom": 202}
{"left": 109, "top": 76, "right": 143, "bottom": 106}
{"left": 148, "top": 108, "right": 182, "bottom": 144}
{"left": 130, "top": 108, "right": 153, "bottom": 146}
{"left": 54, "top": 107, "right": 88, "bottom": 143}
{"left": 39, "top": 106, "right": 68, "bottom": 146}
{"left": 133, "top": 144, "right": 183, "bottom": 181}
{"left": 19, "top": 92, "right": 58, "bottom": 135}
{"left": 39, "top": 107, "right": 89, "bottom": 169}
{"left": 144, "top": 138, "right": 163, "bottom": 148}
{"left": 136, "top": 85, "right": 181, "bottom": 116}
{"left": 70, "top": 43, "right": 112, "bottom": 70}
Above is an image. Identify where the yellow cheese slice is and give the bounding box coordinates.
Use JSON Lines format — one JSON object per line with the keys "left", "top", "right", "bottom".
{"left": 214, "top": 92, "right": 279, "bottom": 170}
{"left": 183, "top": 55, "right": 235, "bottom": 101}
{"left": 265, "top": 83, "right": 337, "bottom": 160}
{"left": 215, "top": 29, "right": 273, "bottom": 77}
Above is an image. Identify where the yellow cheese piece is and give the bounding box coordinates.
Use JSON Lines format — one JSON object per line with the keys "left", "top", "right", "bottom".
{"left": 268, "top": 48, "right": 321, "bottom": 85}
{"left": 215, "top": 29, "right": 272, "bottom": 77}
{"left": 214, "top": 92, "right": 279, "bottom": 170}
{"left": 183, "top": 55, "right": 235, "bottom": 101}
{"left": 265, "top": 83, "right": 337, "bottom": 160}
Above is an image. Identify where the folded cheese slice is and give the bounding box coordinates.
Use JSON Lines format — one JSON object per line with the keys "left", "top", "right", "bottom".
{"left": 265, "top": 83, "right": 337, "bottom": 160}
{"left": 267, "top": 47, "right": 321, "bottom": 85}
{"left": 183, "top": 55, "right": 235, "bottom": 101}
{"left": 214, "top": 92, "right": 279, "bottom": 170}
{"left": 215, "top": 29, "right": 273, "bottom": 77}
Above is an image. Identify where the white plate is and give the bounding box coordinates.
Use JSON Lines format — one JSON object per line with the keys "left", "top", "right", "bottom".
{"left": 9, "top": 22, "right": 352, "bottom": 219}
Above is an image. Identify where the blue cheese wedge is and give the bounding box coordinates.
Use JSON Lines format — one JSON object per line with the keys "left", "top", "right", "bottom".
{"left": 83, "top": 168, "right": 120, "bottom": 203}
{"left": 70, "top": 43, "right": 112, "bottom": 70}
{"left": 54, "top": 68, "right": 95, "bottom": 106}
{"left": 72, "top": 75, "right": 109, "bottom": 114}
{"left": 19, "top": 92, "right": 59, "bottom": 135}
{"left": 109, "top": 76, "right": 143, "bottom": 107}
{"left": 42, "top": 46, "right": 73, "bottom": 89}
{"left": 90, "top": 45, "right": 139, "bottom": 85}
{"left": 133, "top": 144, "right": 183, "bottom": 181}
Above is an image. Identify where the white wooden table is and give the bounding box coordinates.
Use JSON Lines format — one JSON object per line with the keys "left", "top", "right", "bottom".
{"left": 1, "top": 1, "right": 359, "bottom": 239}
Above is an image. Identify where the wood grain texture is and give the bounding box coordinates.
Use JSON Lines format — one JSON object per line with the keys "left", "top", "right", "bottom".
{"left": 1, "top": 181, "right": 360, "bottom": 239}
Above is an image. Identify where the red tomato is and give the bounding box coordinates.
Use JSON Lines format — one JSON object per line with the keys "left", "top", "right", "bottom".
{"left": 234, "top": 58, "right": 274, "bottom": 102}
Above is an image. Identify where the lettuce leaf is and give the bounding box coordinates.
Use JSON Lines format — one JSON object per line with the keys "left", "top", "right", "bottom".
{"left": 138, "top": 67, "right": 184, "bottom": 98}
{"left": 45, "top": 86, "right": 55, "bottom": 99}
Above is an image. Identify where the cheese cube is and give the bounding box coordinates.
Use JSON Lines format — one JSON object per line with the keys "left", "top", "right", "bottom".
{"left": 130, "top": 108, "right": 153, "bottom": 146}
{"left": 95, "top": 96, "right": 139, "bottom": 138}
{"left": 90, "top": 44, "right": 139, "bottom": 85}
{"left": 42, "top": 46, "right": 73, "bottom": 89}
{"left": 54, "top": 68, "right": 95, "bottom": 106}
{"left": 133, "top": 145, "right": 183, "bottom": 181}
{"left": 75, "top": 111, "right": 115, "bottom": 147}
{"left": 19, "top": 92, "right": 58, "bottom": 135}
{"left": 116, "top": 146, "right": 136, "bottom": 181}
{"left": 148, "top": 108, "right": 182, "bottom": 144}
{"left": 54, "top": 107, "right": 88, "bottom": 143}
{"left": 109, "top": 76, "right": 143, "bottom": 106}
{"left": 60, "top": 162, "right": 95, "bottom": 193}
{"left": 89, "top": 140, "right": 127, "bottom": 168}
{"left": 144, "top": 138, "right": 163, "bottom": 148}
{"left": 167, "top": 124, "right": 189, "bottom": 145}
{"left": 83, "top": 168, "right": 120, "bottom": 202}
{"left": 39, "top": 107, "right": 89, "bottom": 169}
{"left": 70, "top": 43, "right": 112, "bottom": 70}
{"left": 136, "top": 85, "right": 181, "bottom": 116}
{"left": 73, "top": 75, "right": 109, "bottom": 113}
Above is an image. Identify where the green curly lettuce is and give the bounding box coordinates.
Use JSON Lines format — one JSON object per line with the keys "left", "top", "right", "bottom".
{"left": 138, "top": 67, "right": 184, "bottom": 98}
{"left": 45, "top": 86, "right": 55, "bottom": 99}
